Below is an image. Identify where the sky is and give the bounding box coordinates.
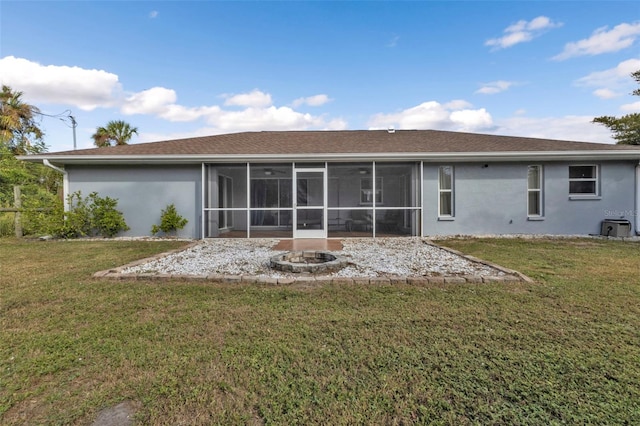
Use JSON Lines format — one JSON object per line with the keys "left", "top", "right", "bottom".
{"left": 1, "top": 1, "right": 639, "bottom": 153}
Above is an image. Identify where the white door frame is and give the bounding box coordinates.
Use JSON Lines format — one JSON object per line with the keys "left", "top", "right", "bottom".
{"left": 293, "top": 167, "right": 327, "bottom": 238}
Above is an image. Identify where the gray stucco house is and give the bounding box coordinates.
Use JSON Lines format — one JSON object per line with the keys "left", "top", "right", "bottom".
{"left": 23, "top": 130, "right": 640, "bottom": 239}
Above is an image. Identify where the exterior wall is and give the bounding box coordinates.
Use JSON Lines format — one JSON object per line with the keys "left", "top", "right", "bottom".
{"left": 67, "top": 165, "right": 202, "bottom": 238}
{"left": 63, "top": 159, "right": 637, "bottom": 239}
{"left": 423, "top": 161, "right": 637, "bottom": 236}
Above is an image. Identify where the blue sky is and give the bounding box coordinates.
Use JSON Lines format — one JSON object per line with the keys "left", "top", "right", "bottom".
{"left": 1, "top": 1, "right": 639, "bottom": 152}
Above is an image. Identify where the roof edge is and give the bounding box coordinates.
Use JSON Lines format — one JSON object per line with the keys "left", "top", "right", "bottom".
{"left": 19, "top": 150, "right": 640, "bottom": 165}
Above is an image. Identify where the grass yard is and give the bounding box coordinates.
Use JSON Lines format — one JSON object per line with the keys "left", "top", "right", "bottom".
{"left": 1, "top": 237, "right": 639, "bottom": 425}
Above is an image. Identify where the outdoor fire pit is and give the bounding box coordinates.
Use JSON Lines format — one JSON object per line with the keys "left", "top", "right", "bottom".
{"left": 270, "top": 251, "right": 348, "bottom": 274}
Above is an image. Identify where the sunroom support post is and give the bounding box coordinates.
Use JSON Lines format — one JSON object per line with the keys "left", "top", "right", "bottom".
{"left": 246, "top": 163, "right": 251, "bottom": 238}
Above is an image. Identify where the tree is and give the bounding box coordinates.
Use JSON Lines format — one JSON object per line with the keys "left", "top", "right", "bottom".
{"left": 92, "top": 120, "right": 138, "bottom": 147}
{"left": 0, "top": 85, "right": 46, "bottom": 154}
{"left": 593, "top": 70, "right": 640, "bottom": 145}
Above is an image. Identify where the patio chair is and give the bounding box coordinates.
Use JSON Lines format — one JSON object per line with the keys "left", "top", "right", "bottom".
{"left": 346, "top": 210, "right": 372, "bottom": 232}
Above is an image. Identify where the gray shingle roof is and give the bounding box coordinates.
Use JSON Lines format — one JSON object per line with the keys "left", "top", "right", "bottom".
{"left": 41, "top": 130, "right": 640, "bottom": 157}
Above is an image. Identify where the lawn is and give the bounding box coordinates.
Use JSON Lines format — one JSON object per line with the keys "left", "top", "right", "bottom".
{"left": 1, "top": 237, "right": 639, "bottom": 425}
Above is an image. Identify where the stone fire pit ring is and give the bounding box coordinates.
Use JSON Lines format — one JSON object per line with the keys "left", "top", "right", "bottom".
{"left": 270, "top": 250, "right": 349, "bottom": 274}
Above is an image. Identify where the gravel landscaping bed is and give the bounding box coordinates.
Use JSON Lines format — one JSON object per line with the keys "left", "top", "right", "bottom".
{"left": 120, "top": 238, "right": 513, "bottom": 279}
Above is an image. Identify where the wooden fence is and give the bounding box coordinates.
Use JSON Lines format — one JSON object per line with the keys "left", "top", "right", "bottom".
{"left": 0, "top": 186, "right": 49, "bottom": 238}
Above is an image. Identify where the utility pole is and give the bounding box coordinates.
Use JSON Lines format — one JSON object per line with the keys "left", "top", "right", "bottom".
{"left": 35, "top": 110, "right": 78, "bottom": 150}
{"left": 70, "top": 115, "right": 77, "bottom": 150}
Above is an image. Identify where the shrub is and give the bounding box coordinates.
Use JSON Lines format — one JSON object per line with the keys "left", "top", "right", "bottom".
{"left": 56, "top": 192, "right": 92, "bottom": 238}
{"left": 0, "top": 212, "right": 14, "bottom": 237}
{"left": 20, "top": 184, "right": 64, "bottom": 236}
{"left": 151, "top": 203, "right": 188, "bottom": 236}
{"left": 87, "top": 192, "right": 130, "bottom": 238}
{"left": 45, "top": 191, "right": 129, "bottom": 238}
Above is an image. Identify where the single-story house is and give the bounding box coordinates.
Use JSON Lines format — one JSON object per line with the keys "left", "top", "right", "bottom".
{"left": 21, "top": 129, "right": 640, "bottom": 239}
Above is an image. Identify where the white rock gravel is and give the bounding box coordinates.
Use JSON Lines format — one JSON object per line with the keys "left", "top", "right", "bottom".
{"left": 122, "top": 237, "right": 506, "bottom": 278}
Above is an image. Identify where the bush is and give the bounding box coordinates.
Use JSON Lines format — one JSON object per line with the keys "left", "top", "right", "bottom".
{"left": 21, "top": 184, "right": 64, "bottom": 236}
{"left": 0, "top": 212, "right": 14, "bottom": 237}
{"left": 87, "top": 192, "right": 130, "bottom": 237}
{"left": 151, "top": 203, "right": 188, "bottom": 236}
{"left": 46, "top": 191, "right": 129, "bottom": 238}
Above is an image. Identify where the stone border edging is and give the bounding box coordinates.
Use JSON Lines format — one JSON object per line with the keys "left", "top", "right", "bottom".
{"left": 93, "top": 239, "right": 532, "bottom": 285}
{"left": 93, "top": 241, "right": 201, "bottom": 277}
{"left": 423, "top": 239, "right": 535, "bottom": 283}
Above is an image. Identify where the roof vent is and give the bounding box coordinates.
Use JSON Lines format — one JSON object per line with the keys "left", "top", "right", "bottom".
{"left": 387, "top": 126, "right": 395, "bottom": 134}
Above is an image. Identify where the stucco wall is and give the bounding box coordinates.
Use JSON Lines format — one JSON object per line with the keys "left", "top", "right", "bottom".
{"left": 422, "top": 161, "right": 637, "bottom": 236}
{"left": 63, "top": 160, "right": 637, "bottom": 239}
{"left": 66, "top": 165, "right": 201, "bottom": 238}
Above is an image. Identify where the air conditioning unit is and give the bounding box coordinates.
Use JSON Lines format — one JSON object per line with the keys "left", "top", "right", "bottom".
{"left": 600, "top": 219, "right": 631, "bottom": 237}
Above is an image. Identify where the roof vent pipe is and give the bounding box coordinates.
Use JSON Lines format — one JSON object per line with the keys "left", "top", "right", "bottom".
{"left": 387, "top": 126, "right": 395, "bottom": 134}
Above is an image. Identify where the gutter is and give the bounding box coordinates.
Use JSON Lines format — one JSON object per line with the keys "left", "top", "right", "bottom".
{"left": 43, "top": 159, "right": 69, "bottom": 211}
{"left": 19, "top": 149, "right": 640, "bottom": 165}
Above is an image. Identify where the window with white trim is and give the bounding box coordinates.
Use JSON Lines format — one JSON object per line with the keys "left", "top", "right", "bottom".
{"left": 360, "top": 177, "right": 383, "bottom": 205}
{"left": 438, "top": 166, "right": 454, "bottom": 217}
{"left": 569, "top": 165, "right": 598, "bottom": 196}
{"left": 527, "top": 165, "right": 543, "bottom": 216}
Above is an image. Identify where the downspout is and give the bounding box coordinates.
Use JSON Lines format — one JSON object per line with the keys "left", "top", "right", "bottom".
{"left": 43, "top": 159, "right": 69, "bottom": 211}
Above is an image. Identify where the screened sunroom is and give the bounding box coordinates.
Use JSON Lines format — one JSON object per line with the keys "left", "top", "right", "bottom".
{"left": 203, "top": 162, "right": 422, "bottom": 238}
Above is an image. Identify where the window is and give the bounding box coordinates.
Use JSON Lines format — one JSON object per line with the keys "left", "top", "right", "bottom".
{"left": 250, "top": 177, "right": 292, "bottom": 226}
{"left": 438, "top": 166, "right": 454, "bottom": 217}
{"left": 250, "top": 178, "right": 292, "bottom": 208}
{"left": 360, "top": 177, "right": 383, "bottom": 204}
{"left": 569, "top": 165, "right": 598, "bottom": 195}
{"left": 527, "top": 165, "right": 543, "bottom": 216}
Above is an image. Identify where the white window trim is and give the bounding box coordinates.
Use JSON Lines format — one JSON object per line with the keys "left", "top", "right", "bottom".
{"left": 360, "top": 176, "right": 383, "bottom": 205}
{"left": 569, "top": 164, "right": 600, "bottom": 198}
{"left": 438, "top": 165, "right": 454, "bottom": 218}
{"left": 527, "top": 165, "right": 543, "bottom": 218}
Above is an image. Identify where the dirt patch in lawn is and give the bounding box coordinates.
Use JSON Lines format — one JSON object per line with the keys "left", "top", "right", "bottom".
{"left": 92, "top": 400, "right": 140, "bottom": 426}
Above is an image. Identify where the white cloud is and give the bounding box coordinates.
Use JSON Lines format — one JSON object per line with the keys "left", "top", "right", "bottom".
{"left": 138, "top": 109, "right": 348, "bottom": 143}
{"left": 553, "top": 22, "right": 640, "bottom": 60}
{"left": 223, "top": 89, "right": 272, "bottom": 107}
{"left": 593, "top": 88, "right": 619, "bottom": 99}
{"left": 443, "top": 100, "right": 473, "bottom": 109}
{"left": 367, "top": 100, "right": 615, "bottom": 144}
{"left": 450, "top": 109, "right": 493, "bottom": 131}
{"left": 0, "top": 56, "right": 348, "bottom": 139}
{"left": 485, "top": 16, "right": 562, "bottom": 50}
{"left": 122, "top": 87, "right": 177, "bottom": 115}
{"left": 620, "top": 101, "right": 640, "bottom": 112}
{"left": 149, "top": 11, "right": 158, "bottom": 19}
{"left": 158, "top": 104, "right": 220, "bottom": 122}
{"left": 324, "top": 118, "right": 348, "bottom": 130}
{"left": 0, "top": 56, "right": 121, "bottom": 110}
{"left": 493, "top": 115, "right": 614, "bottom": 144}
{"left": 367, "top": 100, "right": 494, "bottom": 132}
{"left": 292, "top": 94, "right": 332, "bottom": 107}
{"left": 475, "top": 80, "right": 516, "bottom": 95}
{"left": 575, "top": 58, "right": 640, "bottom": 100}
{"left": 576, "top": 58, "right": 640, "bottom": 88}
{"left": 205, "top": 106, "right": 329, "bottom": 131}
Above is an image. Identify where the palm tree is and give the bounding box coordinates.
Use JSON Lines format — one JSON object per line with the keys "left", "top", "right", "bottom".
{"left": 0, "top": 85, "right": 45, "bottom": 154}
{"left": 92, "top": 120, "right": 138, "bottom": 147}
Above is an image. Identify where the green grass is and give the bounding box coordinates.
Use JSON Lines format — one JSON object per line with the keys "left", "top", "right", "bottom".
{"left": 1, "top": 237, "right": 639, "bottom": 425}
